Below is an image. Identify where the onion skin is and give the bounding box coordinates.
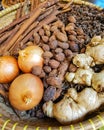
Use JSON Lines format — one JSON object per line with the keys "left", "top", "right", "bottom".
{"left": 9, "top": 73, "right": 44, "bottom": 110}
{"left": 18, "top": 46, "right": 44, "bottom": 73}
{"left": 0, "top": 56, "right": 19, "bottom": 83}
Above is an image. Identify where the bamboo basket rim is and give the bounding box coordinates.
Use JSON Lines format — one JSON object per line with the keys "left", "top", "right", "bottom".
{"left": 0, "top": 0, "right": 104, "bottom": 130}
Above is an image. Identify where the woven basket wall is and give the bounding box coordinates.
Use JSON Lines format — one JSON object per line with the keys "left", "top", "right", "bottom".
{"left": 0, "top": 0, "right": 104, "bottom": 130}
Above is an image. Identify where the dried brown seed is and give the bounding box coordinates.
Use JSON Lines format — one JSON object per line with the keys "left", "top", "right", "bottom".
{"left": 49, "top": 40, "right": 58, "bottom": 49}
{"left": 49, "top": 35, "right": 56, "bottom": 42}
{"left": 58, "top": 61, "right": 69, "bottom": 77}
{"left": 42, "top": 44, "right": 50, "bottom": 51}
{"left": 33, "top": 32, "right": 40, "bottom": 44}
{"left": 43, "top": 51, "right": 53, "bottom": 59}
{"left": 46, "top": 76, "right": 62, "bottom": 87}
{"left": 52, "top": 20, "right": 64, "bottom": 28}
{"left": 38, "top": 28, "right": 44, "bottom": 36}
{"left": 68, "top": 16, "right": 76, "bottom": 23}
{"left": 49, "top": 59, "right": 60, "bottom": 69}
{"left": 64, "top": 49, "right": 73, "bottom": 56}
{"left": 68, "top": 30, "right": 77, "bottom": 35}
{"left": 49, "top": 69, "right": 57, "bottom": 77}
{"left": 68, "top": 23, "right": 76, "bottom": 28}
{"left": 43, "top": 66, "right": 52, "bottom": 73}
{"left": 50, "top": 26, "right": 58, "bottom": 32}
{"left": 43, "top": 24, "right": 50, "bottom": 31}
{"left": 54, "top": 31, "right": 68, "bottom": 42}
{"left": 69, "top": 41, "right": 79, "bottom": 52}
{"left": 76, "top": 28, "right": 84, "bottom": 35}
{"left": 44, "top": 58, "right": 50, "bottom": 65}
{"left": 45, "top": 30, "right": 51, "bottom": 37}
{"left": 43, "top": 86, "right": 56, "bottom": 101}
{"left": 55, "top": 48, "right": 63, "bottom": 53}
{"left": 68, "top": 35, "right": 77, "bottom": 41}
{"left": 65, "top": 24, "right": 74, "bottom": 31}
{"left": 58, "top": 41, "right": 69, "bottom": 49}
{"left": 42, "top": 36, "right": 49, "bottom": 43}
{"left": 55, "top": 53, "right": 65, "bottom": 62}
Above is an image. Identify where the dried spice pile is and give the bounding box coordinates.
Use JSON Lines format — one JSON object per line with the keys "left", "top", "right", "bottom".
{"left": 58, "top": 4, "right": 104, "bottom": 43}
{"left": 0, "top": 0, "right": 104, "bottom": 121}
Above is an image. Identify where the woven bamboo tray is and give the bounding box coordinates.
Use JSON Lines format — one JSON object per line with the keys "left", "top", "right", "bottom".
{"left": 0, "top": 0, "right": 104, "bottom": 130}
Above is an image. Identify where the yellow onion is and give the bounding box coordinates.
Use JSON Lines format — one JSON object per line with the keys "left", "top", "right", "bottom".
{"left": 0, "top": 56, "right": 19, "bottom": 83}
{"left": 9, "top": 73, "right": 44, "bottom": 110}
{"left": 18, "top": 46, "right": 44, "bottom": 73}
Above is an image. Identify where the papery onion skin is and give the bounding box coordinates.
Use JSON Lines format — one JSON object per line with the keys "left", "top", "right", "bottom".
{"left": 18, "top": 46, "right": 44, "bottom": 73}
{"left": 9, "top": 73, "right": 44, "bottom": 110}
{"left": 0, "top": 56, "right": 19, "bottom": 83}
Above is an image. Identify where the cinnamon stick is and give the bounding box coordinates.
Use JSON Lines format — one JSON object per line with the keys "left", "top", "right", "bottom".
{"left": 34, "top": 9, "right": 59, "bottom": 32}
{"left": 23, "top": 22, "right": 39, "bottom": 38}
{"left": 0, "top": 14, "right": 29, "bottom": 34}
{"left": 21, "top": 10, "right": 59, "bottom": 44}
{"left": 0, "top": 0, "right": 60, "bottom": 55}
{"left": 38, "top": 5, "right": 56, "bottom": 21}
{"left": 10, "top": 5, "right": 56, "bottom": 48}
{"left": 0, "top": 32, "right": 5, "bottom": 38}
{"left": 0, "top": 25, "right": 20, "bottom": 55}
{"left": 9, "top": 6, "right": 55, "bottom": 53}
{"left": 9, "top": 21, "right": 39, "bottom": 52}
{"left": 0, "top": 30, "right": 13, "bottom": 44}
{"left": 0, "top": 0, "right": 59, "bottom": 34}
{"left": 0, "top": 8, "right": 42, "bottom": 54}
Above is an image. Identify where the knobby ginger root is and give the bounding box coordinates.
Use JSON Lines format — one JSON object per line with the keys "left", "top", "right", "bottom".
{"left": 66, "top": 36, "right": 104, "bottom": 92}
{"left": 86, "top": 44, "right": 104, "bottom": 65}
{"left": 92, "top": 70, "right": 104, "bottom": 92}
{"left": 66, "top": 65, "right": 104, "bottom": 92}
{"left": 43, "top": 88, "right": 104, "bottom": 124}
{"left": 73, "top": 54, "right": 94, "bottom": 69}
{"left": 73, "top": 36, "right": 104, "bottom": 69}
{"left": 86, "top": 36, "right": 104, "bottom": 59}
{"left": 66, "top": 68, "right": 94, "bottom": 86}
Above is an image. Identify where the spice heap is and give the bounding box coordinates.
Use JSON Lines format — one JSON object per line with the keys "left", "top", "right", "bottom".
{"left": 0, "top": 0, "right": 104, "bottom": 124}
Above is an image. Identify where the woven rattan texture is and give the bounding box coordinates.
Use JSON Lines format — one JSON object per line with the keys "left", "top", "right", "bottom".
{"left": 0, "top": 0, "right": 104, "bottom": 130}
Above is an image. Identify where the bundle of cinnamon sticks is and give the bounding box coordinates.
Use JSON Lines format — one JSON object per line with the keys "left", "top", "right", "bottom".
{"left": 0, "top": 0, "right": 73, "bottom": 56}
{"left": 0, "top": 0, "right": 61, "bottom": 55}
